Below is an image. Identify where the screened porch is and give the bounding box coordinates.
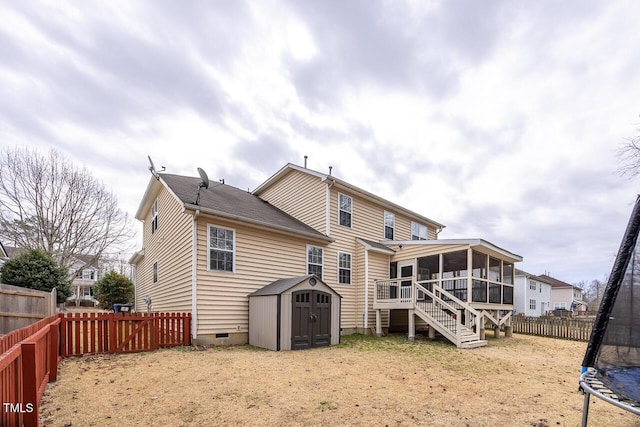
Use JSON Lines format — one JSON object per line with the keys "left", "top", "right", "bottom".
{"left": 374, "top": 248, "right": 516, "bottom": 310}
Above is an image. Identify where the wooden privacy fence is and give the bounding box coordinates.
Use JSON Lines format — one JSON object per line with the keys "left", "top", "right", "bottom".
{"left": 0, "top": 284, "right": 57, "bottom": 335}
{"left": 0, "top": 312, "right": 191, "bottom": 427}
{"left": 61, "top": 312, "right": 191, "bottom": 356}
{"left": 512, "top": 316, "right": 594, "bottom": 341}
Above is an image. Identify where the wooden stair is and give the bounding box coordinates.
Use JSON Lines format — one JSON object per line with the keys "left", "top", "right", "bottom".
{"left": 413, "top": 287, "right": 487, "bottom": 349}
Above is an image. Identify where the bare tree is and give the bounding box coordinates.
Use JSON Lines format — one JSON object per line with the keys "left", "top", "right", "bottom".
{"left": 617, "top": 123, "right": 640, "bottom": 178}
{"left": 0, "top": 146, "right": 135, "bottom": 268}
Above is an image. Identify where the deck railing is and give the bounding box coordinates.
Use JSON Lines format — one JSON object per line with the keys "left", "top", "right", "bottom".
{"left": 375, "top": 278, "right": 514, "bottom": 307}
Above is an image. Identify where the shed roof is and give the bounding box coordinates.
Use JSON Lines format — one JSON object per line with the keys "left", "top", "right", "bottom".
{"left": 249, "top": 275, "right": 341, "bottom": 297}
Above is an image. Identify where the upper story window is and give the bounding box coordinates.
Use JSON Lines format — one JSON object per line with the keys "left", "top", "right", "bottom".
{"left": 529, "top": 280, "right": 537, "bottom": 290}
{"left": 307, "top": 245, "right": 323, "bottom": 279}
{"left": 338, "top": 193, "right": 352, "bottom": 228}
{"left": 338, "top": 251, "right": 352, "bottom": 284}
{"left": 209, "top": 225, "right": 235, "bottom": 272}
{"left": 82, "top": 269, "right": 96, "bottom": 281}
{"left": 151, "top": 200, "right": 158, "bottom": 234}
{"left": 384, "top": 211, "right": 395, "bottom": 240}
{"left": 411, "top": 222, "right": 427, "bottom": 240}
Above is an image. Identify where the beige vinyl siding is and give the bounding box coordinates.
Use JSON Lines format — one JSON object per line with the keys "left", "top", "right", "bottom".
{"left": 195, "top": 217, "right": 312, "bottom": 336}
{"left": 134, "top": 185, "right": 192, "bottom": 313}
{"left": 359, "top": 251, "right": 389, "bottom": 328}
{"left": 258, "top": 169, "right": 326, "bottom": 233}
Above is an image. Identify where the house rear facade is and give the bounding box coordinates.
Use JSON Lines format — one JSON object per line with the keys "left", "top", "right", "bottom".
{"left": 130, "top": 163, "right": 522, "bottom": 348}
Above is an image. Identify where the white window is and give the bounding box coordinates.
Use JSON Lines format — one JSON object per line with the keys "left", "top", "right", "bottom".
{"left": 82, "top": 269, "right": 96, "bottom": 281}
{"left": 529, "top": 280, "right": 536, "bottom": 290}
{"left": 338, "top": 193, "right": 352, "bottom": 228}
{"left": 153, "top": 261, "right": 158, "bottom": 283}
{"left": 151, "top": 200, "right": 158, "bottom": 234}
{"left": 555, "top": 302, "right": 566, "bottom": 309}
{"left": 411, "top": 222, "right": 427, "bottom": 240}
{"left": 338, "top": 252, "right": 352, "bottom": 284}
{"left": 208, "top": 225, "right": 235, "bottom": 272}
{"left": 307, "top": 245, "right": 323, "bottom": 279}
{"left": 384, "top": 211, "right": 395, "bottom": 240}
{"left": 529, "top": 299, "right": 536, "bottom": 310}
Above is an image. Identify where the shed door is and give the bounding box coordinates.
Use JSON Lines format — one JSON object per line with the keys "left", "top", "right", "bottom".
{"left": 291, "top": 290, "right": 332, "bottom": 350}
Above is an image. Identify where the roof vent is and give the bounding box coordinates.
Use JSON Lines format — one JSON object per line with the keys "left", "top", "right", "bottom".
{"left": 329, "top": 166, "right": 333, "bottom": 176}
{"left": 304, "top": 155, "right": 308, "bottom": 168}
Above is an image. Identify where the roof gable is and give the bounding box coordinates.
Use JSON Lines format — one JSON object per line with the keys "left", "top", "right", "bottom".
{"left": 253, "top": 163, "right": 446, "bottom": 230}
{"left": 249, "top": 274, "right": 340, "bottom": 297}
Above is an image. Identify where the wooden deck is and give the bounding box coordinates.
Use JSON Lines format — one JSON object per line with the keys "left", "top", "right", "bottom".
{"left": 374, "top": 279, "right": 514, "bottom": 349}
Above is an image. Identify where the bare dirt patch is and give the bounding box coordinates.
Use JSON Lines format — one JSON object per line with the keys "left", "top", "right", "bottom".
{"left": 40, "top": 334, "right": 638, "bottom": 426}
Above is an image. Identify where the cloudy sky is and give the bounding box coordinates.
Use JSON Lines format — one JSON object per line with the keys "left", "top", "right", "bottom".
{"left": 1, "top": 0, "right": 639, "bottom": 285}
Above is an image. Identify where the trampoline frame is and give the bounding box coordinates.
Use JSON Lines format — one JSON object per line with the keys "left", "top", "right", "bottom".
{"left": 580, "top": 368, "right": 640, "bottom": 426}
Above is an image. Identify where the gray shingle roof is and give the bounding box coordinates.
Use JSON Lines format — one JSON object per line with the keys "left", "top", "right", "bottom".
{"left": 160, "top": 174, "right": 329, "bottom": 241}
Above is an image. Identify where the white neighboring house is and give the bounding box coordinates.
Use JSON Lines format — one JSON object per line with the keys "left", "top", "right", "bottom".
{"left": 537, "top": 274, "right": 586, "bottom": 313}
{"left": 67, "top": 255, "right": 100, "bottom": 306}
{"left": 0, "top": 241, "right": 8, "bottom": 268}
{"left": 514, "top": 269, "right": 552, "bottom": 316}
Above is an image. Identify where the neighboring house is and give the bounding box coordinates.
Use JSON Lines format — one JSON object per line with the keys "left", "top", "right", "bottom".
{"left": 514, "top": 269, "right": 552, "bottom": 316}
{"left": 67, "top": 255, "right": 100, "bottom": 306}
{"left": 130, "top": 163, "right": 522, "bottom": 349}
{"left": 0, "top": 243, "right": 100, "bottom": 306}
{"left": 537, "top": 274, "right": 586, "bottom": 313}
{"left": 0, "top": 241, "right": 8, "bottom": 268}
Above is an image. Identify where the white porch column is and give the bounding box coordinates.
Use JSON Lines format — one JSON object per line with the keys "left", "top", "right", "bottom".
{"left": 375, "top": 309, "right": 382, "bottom": 336}
{"left": 467, "top": 247, "right": 473, "bottom": 304}
{"left": 408, "top": 309, "right": 415, "bottom": 341}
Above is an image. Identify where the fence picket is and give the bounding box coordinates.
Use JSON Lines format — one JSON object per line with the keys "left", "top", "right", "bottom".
{"left": 512, "top": 316, "right": 594, "bottom": 342}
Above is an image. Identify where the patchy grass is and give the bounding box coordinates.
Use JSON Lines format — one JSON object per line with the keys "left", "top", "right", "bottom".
{"left": 40, "top": 334, "right": 638, "bottom": 426}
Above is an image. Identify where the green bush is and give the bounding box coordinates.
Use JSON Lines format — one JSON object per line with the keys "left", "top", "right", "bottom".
{"left": 0, "top": 249, "right": 72, "bottom": 303}
{"left": 94, "top": 270, "right": 134, "bottom": 310}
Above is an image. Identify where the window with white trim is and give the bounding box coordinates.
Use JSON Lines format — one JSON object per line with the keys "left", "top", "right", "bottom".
{"left": 82, "top": 269, "right": 96, "bottom": 281}
{"left": 384, "top": 211, "right": 395, "bottom": 240}
{"left": 555, "top": 302, "right": 566, "bottom": 309}
{"left": 153, "top": 261, "right": 158, "bottom": 283}
{"left": 307, "top": 245, "right": 323, "bottom": 279}
{"left": 338, "top": 193, "right": 352, "bottom": 228}
{"left": 208, "top": 225, "right": 235, "bottom": 272}
{"left": 151, "top": 200, "right": 158, "bottom": 234}
{"left": 338, "top": 251, "right": 352, "bottom": 284}
{"left": 529, "top": 299, "right": 536, "bottom": 310}
{"left": 411, "top": 222, "right": 427, "bottom": 240}
{"left": 529, "top": 280, "right": 536, "bottom": 290}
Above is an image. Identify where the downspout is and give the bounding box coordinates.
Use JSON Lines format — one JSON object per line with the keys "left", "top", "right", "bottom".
{"left": 191, "top": 209, "right": 200, "bottom": 340}
{"left": 325, "top": 179, "right": 335, "bottom": 236}
{"left": 364, "top": 248, "right": 369, "bottom": 331}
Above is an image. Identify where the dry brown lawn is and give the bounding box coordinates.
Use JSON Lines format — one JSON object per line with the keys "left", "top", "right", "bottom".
{"left": 39, "top": 334, "right": 639, "bottom": 426}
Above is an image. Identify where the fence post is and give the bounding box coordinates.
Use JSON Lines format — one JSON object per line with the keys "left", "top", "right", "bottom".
{"left": 108, "top": 313, "right": 116, "bottom": 354}
{"left": 22, "top": 342, "right": 39, "bottom": 427}
{"left": 185, "top": 313, "right": 191, "bottom": 346}
{"left": 59, "top": 313, "right": 67, "bottom": 358}
{"left": 48, "top": 323, "right": 59, "bottom": 382}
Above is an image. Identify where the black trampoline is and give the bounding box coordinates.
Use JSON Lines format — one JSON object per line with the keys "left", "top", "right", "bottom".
{"left": 580, "top": 196, "right": 640, "bottom": 425}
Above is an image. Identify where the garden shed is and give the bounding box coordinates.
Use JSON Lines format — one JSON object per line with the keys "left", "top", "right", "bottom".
{"left": 248, "top": 275, "right": 341, "bottom": 351}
